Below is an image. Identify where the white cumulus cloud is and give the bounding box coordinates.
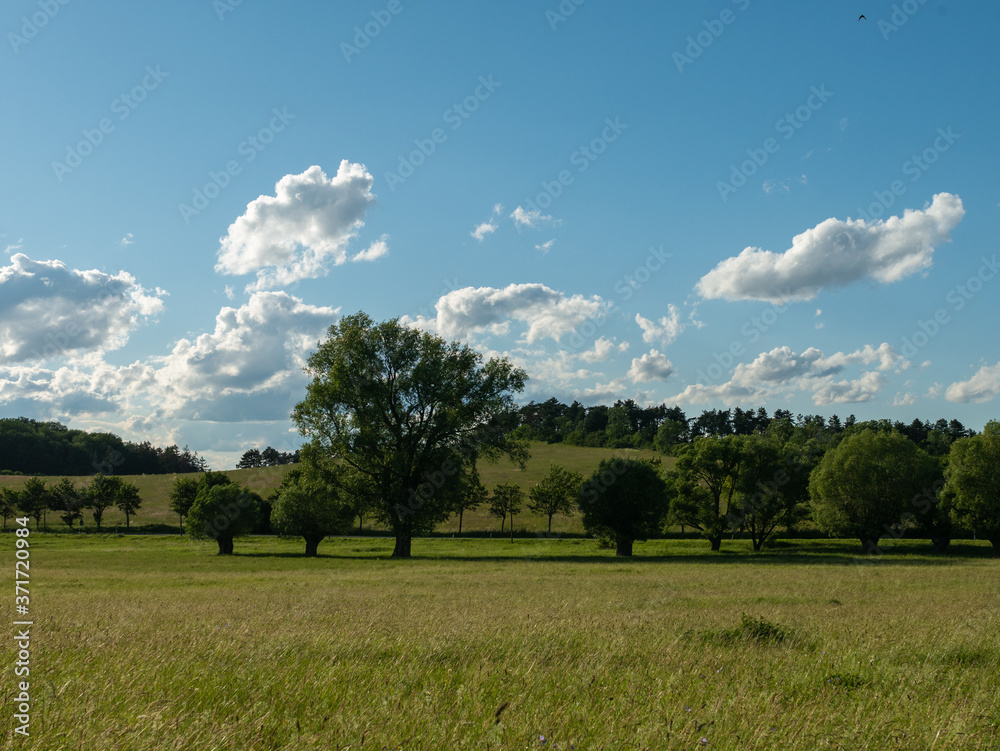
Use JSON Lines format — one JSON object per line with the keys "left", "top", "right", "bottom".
{"left": 628, "top": 350, "right": 675, "bottom": 383}
{"left": 216, "top": 161, "right": 377, "bottom": 290}
{"left": 945, "top": 362, "right": 1000, "bottom": 403}
{"left": 697, "top": 192, "right": 965, "bottom": 302}
{"left": 0, "top": 253, "right": 165, "bottom": 364}
{"left": 812, "top": 371, "right": 886, "bottom": 405}
{"left": 668, "top": 343, "right": 901, "bottom": 406}
{"left": 635, "top": 305, "right": 685, "bottom": 347}
{"left": 401, "top": 283, "right": 605, "bottom": 344}
{"left": 578, "top": 337, "right": 617, "bottom": 364}
{"left": 152, "top": 291, "right": 339, "bottom": 421}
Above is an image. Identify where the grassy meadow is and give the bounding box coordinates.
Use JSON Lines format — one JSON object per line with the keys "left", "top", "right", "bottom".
{"left": 0, "top": 443, "right": 663, "bottom": 534}
{"left": 2, "top": 534, "right": 998, "bottom": 750}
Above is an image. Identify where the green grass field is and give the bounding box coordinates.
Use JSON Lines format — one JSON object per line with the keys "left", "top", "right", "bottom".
{"left": 3, "top": 534, "right": 997, "bottom": 750}
{"left": 0, "top": 443, "right": 663, "bottom": 534}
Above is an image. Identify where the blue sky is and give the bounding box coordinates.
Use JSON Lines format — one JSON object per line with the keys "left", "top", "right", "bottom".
{"left": 2, "top": 0, "right": 997, "bottom": 468}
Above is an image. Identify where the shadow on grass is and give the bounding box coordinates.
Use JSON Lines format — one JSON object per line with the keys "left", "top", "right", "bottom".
{"left": 232, "top": 540, "right": 995, "bottom": 566}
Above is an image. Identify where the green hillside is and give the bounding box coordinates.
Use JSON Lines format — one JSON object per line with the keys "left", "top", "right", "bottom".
{"left": 0, "top": 442, "right": 668, "bottom": 534}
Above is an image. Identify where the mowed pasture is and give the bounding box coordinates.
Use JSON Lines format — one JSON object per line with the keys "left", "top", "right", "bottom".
{"left": 2, "top": 535, "right": 998, "bottom": 750}
{"left": 0, "top": 443, "right": 663, "bottom": 534}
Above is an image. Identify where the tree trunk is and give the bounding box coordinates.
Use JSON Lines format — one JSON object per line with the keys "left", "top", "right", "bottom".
{"left": 547, "top": 515, "right": 553, "bottom": 534}
{"left": 616, "top": 538, "right": 633, "bottom": 556}
{"left": 178, "top": 514, "right": 184, "bottom": 534}
{"left": 358, "top": 514, "right": 363, "bottom": 533}
{"left": 860, "top": 537, "right": 880, "bottom": 555}
{"left": 392, "top": 532, "right": 412, "bottom": 558}
{"left": 304, "top": 536, "right": 321, "bottom": 557}
{"left": 751, "top": 535, "right": 763, "bottom": 552}
{"left": 125, "top": 513, "right": 130, "bottom": 528}
{"left": 458, "top": 509, "right": 463, "bottom": 535}
{"left": 931, "top": 535, "right": 950, "bottom": 554}
{"left": 500, "top": 516, "right": 505, "bottom": 534}
{"left": 510, "top": 514, "right": 515, "bottom": 543}
{"left": 990, "top": 538, "right": 1000, "bottom": 556}
{"left": 708, "top": 535, "right": 722, "bottom": 551}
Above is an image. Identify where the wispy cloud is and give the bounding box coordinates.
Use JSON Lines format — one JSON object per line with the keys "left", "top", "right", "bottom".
{"left": 351, "top": 234, "right": 389, "bottom": 262}
{"left": 510, "top": 206, "right": 553, "bottom": 229}
{"left": 471, "top": 221, "right": 498, "bottom": 241}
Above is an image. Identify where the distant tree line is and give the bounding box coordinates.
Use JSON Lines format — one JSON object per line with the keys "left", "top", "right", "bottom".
{"left": 236, "top": 446, "right": 300, "bottom": 468}
{"left": 0, "top": 417, "right": 207, "bottom": 476}
{"left": 513, "top": 398, "right": 975, "bottom": 455}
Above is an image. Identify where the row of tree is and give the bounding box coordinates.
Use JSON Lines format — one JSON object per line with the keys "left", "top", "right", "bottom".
{"left": 0, "top": 417, "right": 207, "bottom": 476}
{"left": 0, "top": 474, "right": 143, "bottom": 530}
{"left": 515, "top": 398, "right": 976, "bottom": 454}
{"left": 185, "top": 420, "right": 997, "bottom": 559}
{"left": 235, "top": 447, "right": 300, "bottom": 468}
{"left": 166, "top": 312, "right": 998, "bottom": 560}
{"left": 494, "top": 420, "right": 997, "bottom": 557}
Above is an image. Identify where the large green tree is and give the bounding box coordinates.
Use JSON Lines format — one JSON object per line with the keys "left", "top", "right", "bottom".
{"left": 528, "top": 464, "right": 583, "bottom": 533}
{"left": 809, "top": 429, "right": 940, "bottom": 554}
{"left": 270, "top": 470, "right": 353, "bottom": 556}
{"left": 578, "top": 458, "right": 669, "bottom": 556}
{"left": 945, "top": 420, "right": 1000, "bottom": 553}
{"left": 292, "top": 312, "right": 528, "bottom": 558}
{"left": 186, "top": 483, "right": 261, "bottom": 555}
{"left": 728, "top": 432, "right": 818, "bottom": 551}
{"left": 666, "top": 435, "right": 747, "bottom": 551}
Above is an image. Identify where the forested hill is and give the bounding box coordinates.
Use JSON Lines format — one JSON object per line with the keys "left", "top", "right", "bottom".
{"left": 0, "top": 417, "right": 207, "bottom": 476}
{"left": 514, "top": 400, "right": 977, "bottom": 452}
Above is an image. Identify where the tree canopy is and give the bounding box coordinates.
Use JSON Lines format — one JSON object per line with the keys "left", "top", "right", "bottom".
{"left": 292, "top": 312, "right": 528, "bottom": 557}
{"left": 945, "top": 420, "right": 1000, "bottom": 552}
{"left": 578, "top": 458, "right": 669, "bottom": 556}
{"left": 270, "top": 469, "right": 353, "bottom": 555}
{"left": 666, "top": 436, "right": 747, "bottom": 551}
{"left": 186, "top": 481, "right": 261, "bottom": 555}
{"left": 809, "top": 429, "right": 941, "bottom": 553}
{"left": 528, "top": 464, "right": 583, "bottom": 534}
